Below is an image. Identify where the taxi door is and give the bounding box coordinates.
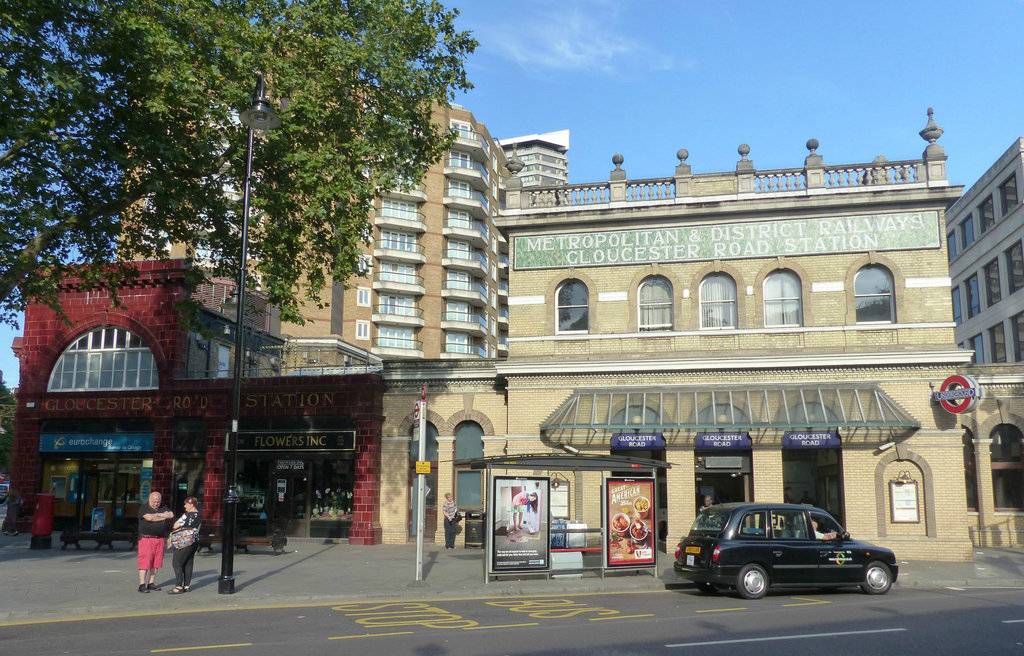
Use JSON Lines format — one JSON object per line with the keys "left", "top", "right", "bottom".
{"left": 769, "top": 508, "right": 819, "bottom": 584}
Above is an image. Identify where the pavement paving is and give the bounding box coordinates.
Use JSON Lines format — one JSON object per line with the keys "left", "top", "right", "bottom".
{"left": 1, "top": 532, "right": 1023, "bottom": 624}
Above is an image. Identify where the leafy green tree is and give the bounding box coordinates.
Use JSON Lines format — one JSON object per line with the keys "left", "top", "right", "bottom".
{"left": 0, "top": 0, "right": 475, "bottom": 326}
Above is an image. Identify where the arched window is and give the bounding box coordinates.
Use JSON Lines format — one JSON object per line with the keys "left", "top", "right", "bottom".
{"left": 556, "top": 279, "right": 589, "bottom": 333}
{"left": 48, "top": 327, "right": 158, "bottom": 391}
{"left": 638, "top": 276, "right": 673, "bottom": 331}
{"left": 990, "top": 424, "right": 1023, "bottom": 509}
{"left": 697, "top": 402, "right": 750, "bottom": 426}
{"left": 410, "top": 423, "right": 439, "bottom": 461}
{"left": 455, "top": 421, "right": 484, "bottom": 507}
{"left": 854, "top": 265, "right": 895, "bottom": 323}
{"left": 764, "top": 270, "right": 802, "bottom": 327}
{"left": 700, "top": 273, "right": 737, "bottom": 329}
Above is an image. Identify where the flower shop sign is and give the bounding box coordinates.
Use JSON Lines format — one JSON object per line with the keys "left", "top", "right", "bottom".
{"left": 238, "top": 430, "right": 355, "bottom": 451}
{"left": 513, "top": 211, "right": 940, "bottom": 269}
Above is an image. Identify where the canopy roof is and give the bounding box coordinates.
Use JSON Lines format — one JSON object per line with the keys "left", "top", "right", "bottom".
{"left": 541, "top": 384, "right": 919, "bottom": 434}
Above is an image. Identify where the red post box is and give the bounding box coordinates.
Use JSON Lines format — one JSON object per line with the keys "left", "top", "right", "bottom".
{"left": 30, "top": 493, "right": 55, "bottom": 549}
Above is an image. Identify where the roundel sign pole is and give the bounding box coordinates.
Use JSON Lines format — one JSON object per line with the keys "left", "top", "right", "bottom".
{"left": 934, "top": 374, "right": 982, "bottom": 414}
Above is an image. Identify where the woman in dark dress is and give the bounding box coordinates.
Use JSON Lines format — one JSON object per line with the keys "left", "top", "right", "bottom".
{"left": 169, "top": 497, "right": 201, "bottom": 594}
{"left": 2, "top": 488, "right": 21, "bottom": 535}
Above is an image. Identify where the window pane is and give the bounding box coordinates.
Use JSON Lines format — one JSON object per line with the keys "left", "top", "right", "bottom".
{"left": 951, "top": 287, "right": 962, "bottom": 325}
{"left": 990, "top": 324, "right": 1007, "bottom": 363}
{"left": 985, "top": 259, "right": 1001, "bottom": 305}
{"left": 1006, "top": 242, "right": 1024, "bottom": 294}
{"left": 639, "top": 277, "right": 673, "bottom": 330}
{"left": 855, "top": 266, "right": 895, "bottom": 323}
{"left": 456, "top": 470, "right": 482, "bottom": 507}
{"left": 992, "top": 470, "right": 1023, "bottom": 509}
{"left": 764, "top": 271, "right": 802, "bottom": 327}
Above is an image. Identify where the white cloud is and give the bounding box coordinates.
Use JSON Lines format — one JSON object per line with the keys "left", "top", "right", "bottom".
{"left": 466, "top": 2, "right": 692, "bottom": 74}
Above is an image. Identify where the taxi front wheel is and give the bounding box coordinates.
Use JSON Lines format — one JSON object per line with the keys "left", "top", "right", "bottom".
{"left": 861, "top": 561, "right": 893, "bottom": 595}
{"left": 736, "top": 564, "right": 768, "bottom": 599}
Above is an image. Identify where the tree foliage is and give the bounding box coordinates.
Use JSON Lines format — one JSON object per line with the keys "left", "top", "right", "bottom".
{"left": 0, "top": 377, "right": 12, "bottom": 467}
{"left": 0, "top": 0, "right": 476, "bottom": 326}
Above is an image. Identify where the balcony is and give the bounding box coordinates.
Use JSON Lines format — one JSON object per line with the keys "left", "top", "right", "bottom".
{"left": 373, "top": 241, "right": 426, "bottom": 265}
{"left": 443, "top": 249, "right": 488, "bottom": 276}
{"left": 440, "top": 311, "right": 488, "bottom": 337}
{"left": 496, "top": 308, "right": 509, "bottom": 325}
{"left": 373, "top": 271, "right": 425, "bottom": 296}
{"left": 372, "top": 304, "right": 424, "bottom": 328}
{"left": 444, "top": 189, "right": 489, "bottom": 219}
{"left": 445, "top": 157, "right": 489, "bottom": 191}
{"left": 372, "top": 336, "right": 423, "bottom": 359}
{"left": 451, "top": 128, "right": 489, "bottom": 159}
{"left": 441, "top": 340, "right": 488, "bottom": 359}
{"left": 442, "top": 279, "right": 488, "bottom": 306}
{"left": 443, "top": 217, "right": 488, "bottom": 248}
{"left": 382, "top": 184, "right": 428, "bottom": 203}
{"left": 497, "top": 280, "right": 509, "bottom": 297}
{"left": 375, "top": 209, "right": 426, "bottom": 234}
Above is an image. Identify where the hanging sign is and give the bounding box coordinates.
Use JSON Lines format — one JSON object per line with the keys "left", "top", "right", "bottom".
{"left": 933, "top": 375, "right": 981, "bottom": 414}
{"left": 695, "top": 432, "right": 751, "bottom": 449}
{"left": 611, "top": 433, "right": 665, "bottom": 449}
{"left": 783, "top": 430, "right": 840, "bottom": 448}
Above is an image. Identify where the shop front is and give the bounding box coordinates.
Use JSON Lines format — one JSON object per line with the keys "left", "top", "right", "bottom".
{"left": 37, "top": 419, "right": 154, "bottom": 532}
{"left": 235, "top": 419, "right": 357, "bottom": 539}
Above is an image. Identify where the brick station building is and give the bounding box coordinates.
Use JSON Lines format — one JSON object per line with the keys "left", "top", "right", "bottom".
{"left": 9, "top": 260, "right": 386, "bottom": 544}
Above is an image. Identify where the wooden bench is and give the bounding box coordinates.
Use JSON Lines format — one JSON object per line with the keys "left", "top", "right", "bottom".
{"left": 60, "top": 530, "right": 138, "bottom": 550}
{"left": 197, "top": 531, "right": 288, "bottom": 554}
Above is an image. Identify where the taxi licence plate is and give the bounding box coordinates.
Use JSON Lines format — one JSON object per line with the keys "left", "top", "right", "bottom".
{"left": 685, "top": 545, "right": 701, "bottom": 554}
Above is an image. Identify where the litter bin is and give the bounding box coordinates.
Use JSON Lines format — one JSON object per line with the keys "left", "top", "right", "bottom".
{"left": 464, "top": 510, "right": 484, "bottom": 548}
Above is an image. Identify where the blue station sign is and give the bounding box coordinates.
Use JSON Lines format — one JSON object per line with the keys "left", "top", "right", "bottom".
{"left": 40, "top": 433, "right": 154, "bottom": 453}
{"left": 611, "top": 433, "right": 665, "bottom": 449}
{"left": 695, "top": 432, "right": 751, "bottom": 449}
{"left": 782, "top": 430, "right": 841, "bottom": 449}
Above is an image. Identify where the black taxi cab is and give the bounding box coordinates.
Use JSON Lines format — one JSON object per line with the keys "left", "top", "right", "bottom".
{"left": 674, "top": 503, "right": 898, "bottom": 599}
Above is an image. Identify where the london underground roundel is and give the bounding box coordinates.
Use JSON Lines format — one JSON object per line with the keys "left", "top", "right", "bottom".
{"left": 933, "top": 375, "right": 981, "bottom": 414}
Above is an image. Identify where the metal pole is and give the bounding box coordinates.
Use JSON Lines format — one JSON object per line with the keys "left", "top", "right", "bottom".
{"left": 414, "top": 397, "right": 426, "bottom": 581}
{"left": 219, "top": 124, "right": 255, "bottom": 595}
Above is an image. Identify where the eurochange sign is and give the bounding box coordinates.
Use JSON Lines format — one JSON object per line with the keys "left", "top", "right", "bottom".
{"left": 514, "top": 211, "right": 940, "bottom": 269}
{"left": 40, "top": 433, "right": 154, "bottom": 453}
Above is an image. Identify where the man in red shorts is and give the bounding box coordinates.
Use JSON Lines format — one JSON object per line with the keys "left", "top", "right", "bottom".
{"left": 137, "top": 491, "right": 174, "bottom": 592}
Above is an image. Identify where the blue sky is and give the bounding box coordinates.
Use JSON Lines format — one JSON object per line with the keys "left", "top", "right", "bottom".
{"left": 2, "top": 0, "right": 1022, "bottom": 389}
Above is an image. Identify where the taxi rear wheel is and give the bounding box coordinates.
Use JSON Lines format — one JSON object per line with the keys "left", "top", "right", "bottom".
{"left": 695, "top": 582, "right": 718, "bottom": 594}
{"left": 736, "top": 564, "right": 768, "bottom": 599}
{"left": 861, "top": 561, "right": 892, "bottom": 594}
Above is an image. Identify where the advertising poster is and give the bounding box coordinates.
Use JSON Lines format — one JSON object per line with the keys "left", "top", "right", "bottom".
{"left": 605, "top": 477, "right": 656, "bottom": 568}
{"left": 491, "top": 476, "right": 549, "bottom": 572}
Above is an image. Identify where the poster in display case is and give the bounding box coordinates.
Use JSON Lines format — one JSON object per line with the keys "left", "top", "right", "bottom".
{"left": 490, "top": 476, "right": 550, "bottom": 572}
{"left": 605, "top": 477, "right": 656, "bottom": 568}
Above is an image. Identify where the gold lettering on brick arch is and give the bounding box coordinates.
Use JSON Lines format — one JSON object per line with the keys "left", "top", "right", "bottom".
{"left": 43, "top": 396, "right": 155, "bottom": 412}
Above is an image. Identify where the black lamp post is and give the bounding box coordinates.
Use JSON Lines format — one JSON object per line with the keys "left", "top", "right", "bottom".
{"left": 219, "top": 74, "right": 281, "bottom": 595}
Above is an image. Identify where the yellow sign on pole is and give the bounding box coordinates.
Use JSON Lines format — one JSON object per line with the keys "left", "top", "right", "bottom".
{"left": 415, "top": 461, "right": 430, "bottom": 474}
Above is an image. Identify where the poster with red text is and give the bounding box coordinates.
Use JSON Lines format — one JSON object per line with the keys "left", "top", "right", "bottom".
{"left": 605, "top": 477, "right": 656, "bottom": 568}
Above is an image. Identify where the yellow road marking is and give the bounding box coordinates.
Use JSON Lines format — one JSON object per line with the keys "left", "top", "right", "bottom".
{"left": 590, "top": 614, "right": 655, "bottom": 621}
{"left": 151, "top": 644, "right": 252, "bottom": 653}
{"left": 783, "top": 597, "right": 831, "bottom": 607}
{"left": 695, "top": 607, "right": 746, "bottom": 613}
{"left": 328, "top": 632, "right": 415, "bottom": 640}
{"left": 0, "top": 590, "right": 675, "bottom": 628}
{"left": 463, "top": 623, "right": 540, "bottom": 630}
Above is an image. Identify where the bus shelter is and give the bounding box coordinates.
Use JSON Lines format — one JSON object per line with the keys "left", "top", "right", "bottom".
{"left": 454, "top": 453, "right": 671, "bottom": 583}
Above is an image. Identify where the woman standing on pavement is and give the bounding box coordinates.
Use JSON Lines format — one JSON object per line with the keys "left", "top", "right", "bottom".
{"left": 441, "top": 492, "right": 459, "bottom": 549}
{"left": 169, "top": 497, "right": 201, "bottom": 594}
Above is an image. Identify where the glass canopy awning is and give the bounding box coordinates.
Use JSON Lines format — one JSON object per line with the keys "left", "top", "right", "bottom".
{"left": 540, "top": 385, "right": 919, "bottom": 434}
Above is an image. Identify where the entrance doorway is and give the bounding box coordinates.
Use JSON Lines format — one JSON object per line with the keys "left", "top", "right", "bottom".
{"left": 694, "top": 451, "right": 752, "bottom": 510}
{"left": 782, "top": 448, "right": 844, "bottom": 522}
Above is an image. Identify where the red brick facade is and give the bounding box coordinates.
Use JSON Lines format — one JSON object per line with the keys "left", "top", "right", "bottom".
{"left": 11, "top": 260, "right": 385, "bottom": 544}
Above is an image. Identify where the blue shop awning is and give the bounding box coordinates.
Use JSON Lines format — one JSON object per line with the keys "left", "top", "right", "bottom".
{"left": 541, "top": 384, "right": 919, "bottom": 434}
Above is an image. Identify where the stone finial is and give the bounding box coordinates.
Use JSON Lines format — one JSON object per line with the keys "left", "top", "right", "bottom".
{"left": 612, "top": 153, "right": 624, "bottom": 170}
{"left": 919, "top": 107, "right": 944, "bottom": 144}
{"left": 872, "top": 155, "right": 888, "bottom": 164}
{"left": 806, "top": 139, "right": 819, "bottom": 155}
{"left": 804, "top": 138, "right": 823, "bottom": 179}
{"left": 736, "top": 144, "right": 753, "bottom": 175}
{"left": 675, "top": 148, "right": 691, "bottom": 186}
{"left": 737, "top": 144, "right": 750, "bottom": 160}
{"left": 505, "top": 154, "right": 524, "bottom": 175}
